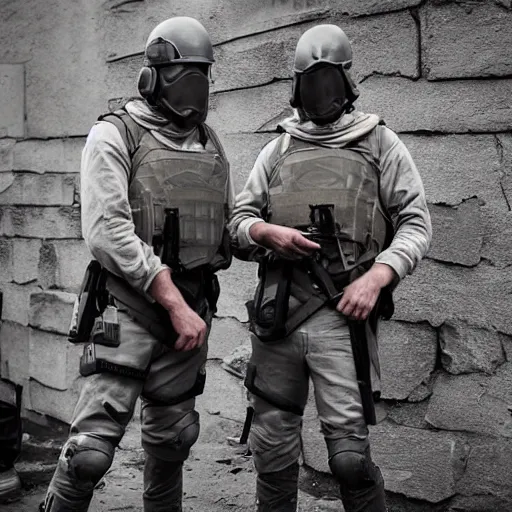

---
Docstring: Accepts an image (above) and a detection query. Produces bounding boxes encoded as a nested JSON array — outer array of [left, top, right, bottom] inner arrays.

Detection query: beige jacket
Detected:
[[80, 99, 235, 302], [228, 110, 432, 281]]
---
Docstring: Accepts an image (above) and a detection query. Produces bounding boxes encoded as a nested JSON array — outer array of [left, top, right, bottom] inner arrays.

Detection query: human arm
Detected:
[[81, 121, 205, 350], [337, 125, 432, 320], [227, 137, 319, 260]]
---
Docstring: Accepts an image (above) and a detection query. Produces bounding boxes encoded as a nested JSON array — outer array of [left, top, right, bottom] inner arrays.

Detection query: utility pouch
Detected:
[[79, 343, 148, 381], [68, 260, 105, 344], [247, 257, 331, 343], [247, 257, 293, 342], [91, 304, 121, 348]]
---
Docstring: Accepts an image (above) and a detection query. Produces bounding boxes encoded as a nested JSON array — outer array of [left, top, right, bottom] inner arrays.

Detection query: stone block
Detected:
[[481, 210, 512, 268], [12, 238, 41, 284], [0, 64, 24, 137], [439, 320, 506, 375], [208, 81, 291, 135], [24, 3, 108, 137], [196, 360, 247, 422], [379, 320, 438, 400], [29, 291, 76, 335], [216, 259, 259, 322], [357, 77, 512, 134], [28, 329, 69, 391], [210, 133, 275, 194], [0, 173, 77, 206], [0, 139, 15, 172], [207, 317, 250, 361], [427, 200, 484, 267], [456, 442, 512, 502], [0, 238, 13, 283], [0, 206, 82, 238], [425, 369, 512, 438], [498, 133, 512, 210], [302, 412, 466, 503], [13, 138, 85, 174], [0, 172, 14, 196], [388, 134, 505, 210], [0, 283, 40, 326], [422, 2, 512, 79], [28, 377, 82, 425], [386, 401, 430, 429], [392, 259, 512, 337], [38, 239, 91, 292], [449, 495, 512, 512], [0, 321, 30, 384], [27, 341, 84, 423], [370, 423, 466, 503], [103, 0, 421, 60], [212, 10, 418, 92]]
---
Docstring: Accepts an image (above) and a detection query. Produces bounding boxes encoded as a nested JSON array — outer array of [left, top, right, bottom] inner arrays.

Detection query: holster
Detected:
[[68, 260, 107, 344], [105, 267, 215, 347]]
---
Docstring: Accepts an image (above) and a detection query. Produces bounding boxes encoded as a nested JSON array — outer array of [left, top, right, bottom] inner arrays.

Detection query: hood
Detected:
[[124, 98, 205, 151], [278, 109, 380, 148]]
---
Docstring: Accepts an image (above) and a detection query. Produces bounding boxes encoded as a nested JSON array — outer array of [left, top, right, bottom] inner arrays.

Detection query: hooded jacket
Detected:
[[81, 98, 235, 302], [229, 110, 431, 281]]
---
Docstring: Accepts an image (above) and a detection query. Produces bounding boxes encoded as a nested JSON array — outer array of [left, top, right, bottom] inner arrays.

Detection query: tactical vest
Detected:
[[246, 133, 393, 343], [268, 134, 390, 280], [100, 109, 229, 271]]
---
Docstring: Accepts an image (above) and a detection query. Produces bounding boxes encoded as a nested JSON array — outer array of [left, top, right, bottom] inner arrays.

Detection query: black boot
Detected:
[[143, 454, 183, 512], [256, 462, 299, 512]]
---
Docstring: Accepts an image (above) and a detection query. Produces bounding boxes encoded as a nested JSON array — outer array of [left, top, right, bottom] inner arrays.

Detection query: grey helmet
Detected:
[[138, 17, 214, 99], [144, 17, 214, 68], [290, 24, 359, 113]]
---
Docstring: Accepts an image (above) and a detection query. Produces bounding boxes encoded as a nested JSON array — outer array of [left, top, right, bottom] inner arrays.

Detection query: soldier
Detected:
[[40, 16, 232, 512], [229, 24, 432, 512]]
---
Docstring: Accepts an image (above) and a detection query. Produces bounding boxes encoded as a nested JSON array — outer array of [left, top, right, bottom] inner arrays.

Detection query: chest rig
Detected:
[[102, 108, 229, 272], [247, 133, 393, 344]]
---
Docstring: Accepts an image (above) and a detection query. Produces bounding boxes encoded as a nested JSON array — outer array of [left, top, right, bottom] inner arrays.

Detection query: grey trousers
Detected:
[[247, 307, 386, 511], [43, 308, 211, 511]]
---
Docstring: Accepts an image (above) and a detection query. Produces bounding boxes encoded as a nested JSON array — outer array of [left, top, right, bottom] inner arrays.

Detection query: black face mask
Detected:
[[299, 65, 347, 125], [156, 65, 210, 129]]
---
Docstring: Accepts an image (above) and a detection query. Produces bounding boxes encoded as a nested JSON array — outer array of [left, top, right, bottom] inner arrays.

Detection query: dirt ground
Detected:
[[2, 396, 344, 512]]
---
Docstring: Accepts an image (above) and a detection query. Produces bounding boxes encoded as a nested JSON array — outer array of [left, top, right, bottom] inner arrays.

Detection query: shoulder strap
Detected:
[[202, 123, 227, 160], [97, 109, 145, 161]]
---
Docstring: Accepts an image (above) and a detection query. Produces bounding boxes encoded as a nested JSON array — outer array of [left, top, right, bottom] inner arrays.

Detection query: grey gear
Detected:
[[141, 403, 200, 462], [144, 17, 214, 67], [327, 443, 387, 512], [293, 24, 352, 73], [256, 462, 299, 512], [41, 434, 115, 512], [290, 24, 359, 117]]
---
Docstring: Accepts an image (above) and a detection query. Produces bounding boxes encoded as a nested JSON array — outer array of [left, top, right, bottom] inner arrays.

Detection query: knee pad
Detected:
[[329, 450, 377, 491], [60, 434, 115, 487], [172, 410, 200, 452], [143, 410, 200, 461]]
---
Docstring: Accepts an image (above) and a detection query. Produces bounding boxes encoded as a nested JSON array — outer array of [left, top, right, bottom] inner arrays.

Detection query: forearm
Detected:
[[228, 138, 280, 253], [377, 126, 432, 279], [81, 121, 167, 299], [148, 268, 188, 311]]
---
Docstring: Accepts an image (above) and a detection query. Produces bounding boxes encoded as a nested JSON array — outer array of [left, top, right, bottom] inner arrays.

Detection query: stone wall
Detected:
[[0, 0, 511, 509]]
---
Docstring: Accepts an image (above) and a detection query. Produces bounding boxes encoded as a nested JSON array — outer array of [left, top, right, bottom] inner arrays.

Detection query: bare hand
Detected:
[[336, 263, 396, 321], [169, 303, 207, 352], [149, 269, 207, 351], [250, 223, 320, 259]]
